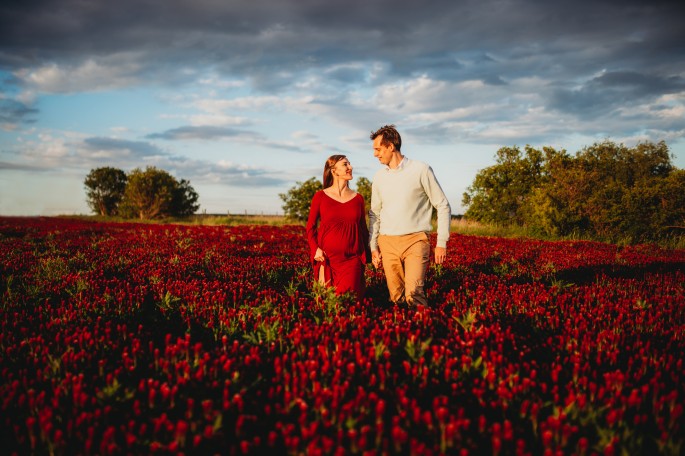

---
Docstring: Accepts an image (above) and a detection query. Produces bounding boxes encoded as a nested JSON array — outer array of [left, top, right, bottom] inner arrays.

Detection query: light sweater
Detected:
[[369, 157, 451, 251]]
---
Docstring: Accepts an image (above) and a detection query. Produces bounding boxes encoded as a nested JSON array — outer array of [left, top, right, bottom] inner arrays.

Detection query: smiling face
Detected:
[[373, 135, 396, 166], [332, 158, 353, 181]]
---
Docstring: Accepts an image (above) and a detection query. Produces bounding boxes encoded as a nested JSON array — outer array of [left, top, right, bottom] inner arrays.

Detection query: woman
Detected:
[[306, 155, 370, 299]]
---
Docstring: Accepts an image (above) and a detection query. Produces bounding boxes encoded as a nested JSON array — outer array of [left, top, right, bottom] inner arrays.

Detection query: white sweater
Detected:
[[369, 157, 451, 251]]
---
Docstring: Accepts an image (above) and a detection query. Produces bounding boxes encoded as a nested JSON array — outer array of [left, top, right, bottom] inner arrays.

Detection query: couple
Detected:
[[306, 125, 451, 305]]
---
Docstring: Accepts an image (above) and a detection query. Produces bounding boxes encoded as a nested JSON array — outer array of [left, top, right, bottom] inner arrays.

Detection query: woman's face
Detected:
[[333, 158, 353, 181]]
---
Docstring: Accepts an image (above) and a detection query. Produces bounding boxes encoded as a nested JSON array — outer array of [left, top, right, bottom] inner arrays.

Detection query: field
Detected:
[[1, 216, 683, 455]]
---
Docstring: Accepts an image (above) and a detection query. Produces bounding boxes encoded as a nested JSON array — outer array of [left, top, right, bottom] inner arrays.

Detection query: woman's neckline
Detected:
[[322, 189, 358, 204]]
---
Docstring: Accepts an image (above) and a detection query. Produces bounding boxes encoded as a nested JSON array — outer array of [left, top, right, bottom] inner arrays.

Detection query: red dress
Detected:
[[306, 191, 370, 299]]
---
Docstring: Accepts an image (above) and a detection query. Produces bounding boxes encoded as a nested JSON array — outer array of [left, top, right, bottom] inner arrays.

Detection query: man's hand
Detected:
[[371, 250, 382, 269], [434, 246, 446, 265]]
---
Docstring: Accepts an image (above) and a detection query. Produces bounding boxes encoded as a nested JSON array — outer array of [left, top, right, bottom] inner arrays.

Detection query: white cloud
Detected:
[[15, 57, 142, 94]]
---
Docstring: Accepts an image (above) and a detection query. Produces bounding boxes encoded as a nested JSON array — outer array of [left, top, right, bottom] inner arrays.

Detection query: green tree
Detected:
[[522, 148, 588, 237], [279, 177, 322, 223], [171, 178, 200, 217], [570, 140, 675, 241], [463, 139, 681, 243], [84, 167, 127, 216], [119, 166, 199, 219], [356, 176, 372, 216], [462, 145, 547, 225], [659, 169, 685, 230]]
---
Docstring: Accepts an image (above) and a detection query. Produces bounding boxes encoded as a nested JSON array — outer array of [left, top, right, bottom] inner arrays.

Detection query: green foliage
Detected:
[[84, 167, 127, 216], [355, 176, 372, 215], [279, 177, 323, 223], [463, 140, 683, 243], [117, 166, 199, 220], [85, 166, 199, 220], [462, 145, 548, 225], [172, 178, 200, 217]]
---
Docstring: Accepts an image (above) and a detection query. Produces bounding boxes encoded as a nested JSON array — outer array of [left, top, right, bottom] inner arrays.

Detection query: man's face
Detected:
[[373, 136, 394, 165]]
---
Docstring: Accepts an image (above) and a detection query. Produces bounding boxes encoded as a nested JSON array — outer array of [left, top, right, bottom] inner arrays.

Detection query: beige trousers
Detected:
[[378, 232, 430, 305]]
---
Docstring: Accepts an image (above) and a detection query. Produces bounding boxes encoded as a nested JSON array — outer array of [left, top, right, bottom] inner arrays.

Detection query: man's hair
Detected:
[[370, 124, 401, 152]]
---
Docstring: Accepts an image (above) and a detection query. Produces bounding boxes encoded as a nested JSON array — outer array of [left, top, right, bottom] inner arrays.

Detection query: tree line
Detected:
[[88, 139, 683, 244], [462, 140, 685, 243], [84, 166, 199, 219]]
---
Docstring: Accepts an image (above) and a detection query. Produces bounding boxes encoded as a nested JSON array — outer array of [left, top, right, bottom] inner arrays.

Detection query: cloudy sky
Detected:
[[1, 0, 684, 216]]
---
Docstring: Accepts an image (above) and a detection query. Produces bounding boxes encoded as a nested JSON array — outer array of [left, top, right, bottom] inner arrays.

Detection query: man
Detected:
[[368, 124, 451, 306]]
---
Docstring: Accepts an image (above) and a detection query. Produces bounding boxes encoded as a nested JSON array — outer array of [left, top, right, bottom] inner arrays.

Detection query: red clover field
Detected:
[[1, 216, 683, 455]]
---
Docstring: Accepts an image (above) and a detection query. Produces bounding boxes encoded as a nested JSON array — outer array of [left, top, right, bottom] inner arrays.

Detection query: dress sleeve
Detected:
[[305, 191, 322, 260]]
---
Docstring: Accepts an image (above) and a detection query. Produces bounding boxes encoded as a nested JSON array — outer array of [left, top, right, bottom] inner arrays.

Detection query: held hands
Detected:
[[371, 250, 382, 269], [314, 247, 326, 262]]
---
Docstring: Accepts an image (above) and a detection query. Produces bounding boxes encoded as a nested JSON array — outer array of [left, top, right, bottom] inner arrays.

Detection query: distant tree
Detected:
[[462, 139, 682, 243], [571, 140, 676, 241], [279, 177, 322, 223], [462, 145, 548, 225], [355, 176, 372, 215], [84, 167, 127, 216], [171, 178, 200, 217], [118, 166, 199, 219]]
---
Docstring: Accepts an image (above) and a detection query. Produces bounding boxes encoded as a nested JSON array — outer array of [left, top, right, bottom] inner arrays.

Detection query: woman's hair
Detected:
[[323, 154, 347, 188], [370, 124, 401, 152]]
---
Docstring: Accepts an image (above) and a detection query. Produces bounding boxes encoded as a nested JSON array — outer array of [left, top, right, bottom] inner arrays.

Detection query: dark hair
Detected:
[[370, 124, 401, 152], [323, 154, 347, 188]]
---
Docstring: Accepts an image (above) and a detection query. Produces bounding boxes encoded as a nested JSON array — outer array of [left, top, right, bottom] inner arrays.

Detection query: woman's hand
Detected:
[[314, 247, 325, 262]]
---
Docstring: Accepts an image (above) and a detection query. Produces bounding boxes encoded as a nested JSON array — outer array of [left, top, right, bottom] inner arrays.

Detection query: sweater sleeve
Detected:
[[368, 178, 381, 252], [421, 166, 451, 248], [305, 191, 322, 260]]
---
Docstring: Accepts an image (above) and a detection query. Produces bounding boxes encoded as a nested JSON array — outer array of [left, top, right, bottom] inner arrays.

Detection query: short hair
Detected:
[[370, 124, 401, 152], [323, 154, 347, 188]]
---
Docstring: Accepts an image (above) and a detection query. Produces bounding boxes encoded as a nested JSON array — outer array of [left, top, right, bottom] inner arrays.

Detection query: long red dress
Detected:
[[306, 191, 370, 299]]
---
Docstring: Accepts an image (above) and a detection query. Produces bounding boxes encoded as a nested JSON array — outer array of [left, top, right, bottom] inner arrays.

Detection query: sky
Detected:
[[1, 0, 684, 217]]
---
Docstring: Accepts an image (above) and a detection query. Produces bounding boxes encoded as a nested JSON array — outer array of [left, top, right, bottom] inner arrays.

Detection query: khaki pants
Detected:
[[378, 232, 430, 305]]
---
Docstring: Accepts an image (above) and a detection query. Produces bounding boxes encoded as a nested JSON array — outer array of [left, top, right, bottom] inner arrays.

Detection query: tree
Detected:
[[462, 139, 682, 243], [84, 167, 127, 216], [462, 145, 547, 225], [568, 140, 675, 241], [118, 166, 199, 219], [171, 178, 200, 217], [279, 177, 322, 222], [355, 176, 372, 216]]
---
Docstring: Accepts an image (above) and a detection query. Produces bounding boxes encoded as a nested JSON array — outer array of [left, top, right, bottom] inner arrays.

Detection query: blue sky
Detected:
[[1, 0, 684, 216]]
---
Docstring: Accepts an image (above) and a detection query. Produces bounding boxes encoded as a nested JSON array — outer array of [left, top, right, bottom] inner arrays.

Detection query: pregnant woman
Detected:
[[306, 154, 370, 299]]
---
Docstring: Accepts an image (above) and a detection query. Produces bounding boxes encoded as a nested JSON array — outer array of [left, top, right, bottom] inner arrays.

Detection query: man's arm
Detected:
[[368, 180, 383, 268], [368, 181, 381, 252], [422, 166, 451, 264]]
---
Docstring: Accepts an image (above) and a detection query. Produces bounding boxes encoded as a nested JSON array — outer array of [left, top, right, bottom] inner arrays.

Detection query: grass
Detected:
[[63, 213, 294, 227], [183, 213, 292, 226], [449, 217, 535, 239]]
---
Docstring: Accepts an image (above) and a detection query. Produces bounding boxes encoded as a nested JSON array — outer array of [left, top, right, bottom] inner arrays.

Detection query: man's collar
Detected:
[[385, 156, 407, 170]]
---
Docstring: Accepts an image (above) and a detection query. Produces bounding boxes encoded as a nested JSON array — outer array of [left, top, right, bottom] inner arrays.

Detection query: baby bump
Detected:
[[320, 223, 357, 258]]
